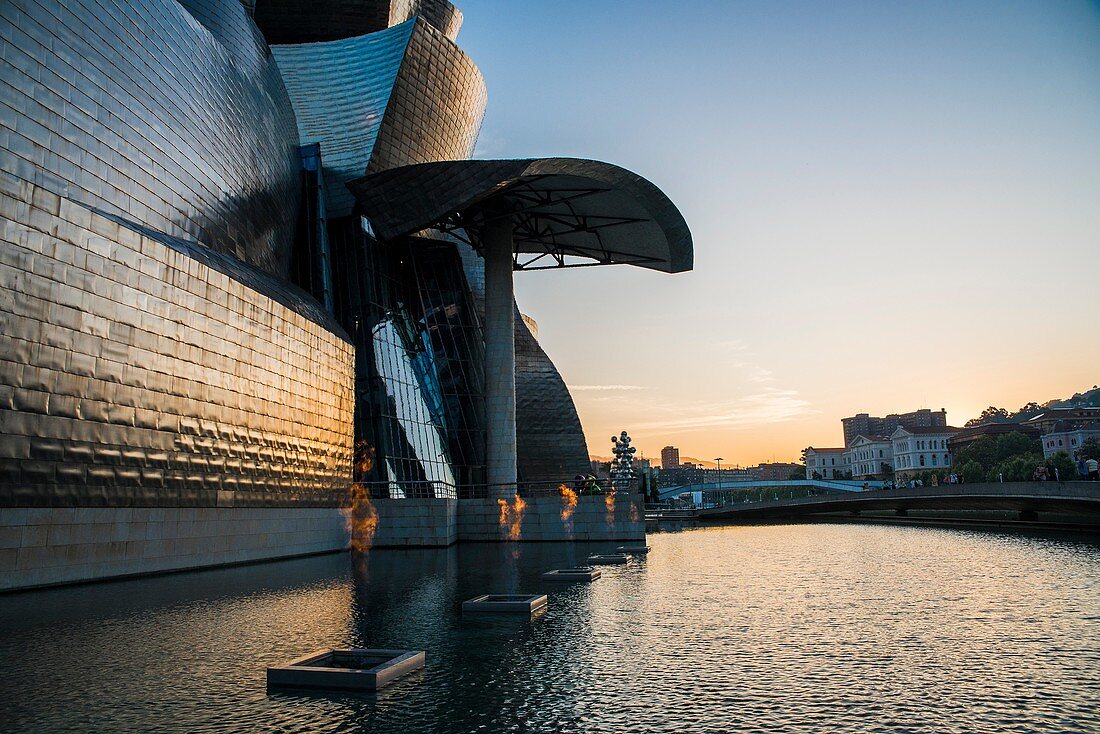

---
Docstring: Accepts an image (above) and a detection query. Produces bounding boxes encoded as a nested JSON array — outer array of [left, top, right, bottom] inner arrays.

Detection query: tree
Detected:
[[955, 436, 998, 471], [1078, 437, 1100, 461], [995, 432, 1041, 462], [1012, 402, 1043, 420], [1046, 452, 1078, 480], [965, 406, 1011, 427], [958, 460, 985, 484], [988, 453, 1044, 482], [788, 468, 805, 480]]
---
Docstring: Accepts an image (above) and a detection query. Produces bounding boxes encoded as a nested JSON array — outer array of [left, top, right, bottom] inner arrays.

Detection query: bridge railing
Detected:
[[657, 479, 879, 504]]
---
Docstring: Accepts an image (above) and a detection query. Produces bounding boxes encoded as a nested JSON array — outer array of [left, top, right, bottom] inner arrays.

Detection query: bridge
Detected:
[[657, 479, 880, 501], [650, 481, 1100, 527]]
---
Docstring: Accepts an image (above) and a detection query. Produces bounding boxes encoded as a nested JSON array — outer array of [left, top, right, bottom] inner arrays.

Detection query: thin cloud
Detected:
[[570, 384, 646, 392], [634, 388, 817, 432]]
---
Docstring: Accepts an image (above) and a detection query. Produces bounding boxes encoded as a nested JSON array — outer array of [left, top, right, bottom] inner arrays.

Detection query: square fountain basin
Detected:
[[462, 594, 548, 613], [586, 554, 630, 565], [617, 545, 651, 555], [267, 648, 424, 691], [541, 567, 602, 582]]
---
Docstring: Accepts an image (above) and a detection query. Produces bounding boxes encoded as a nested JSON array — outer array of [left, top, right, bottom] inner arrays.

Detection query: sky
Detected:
[[455, 0, 1100, 466]]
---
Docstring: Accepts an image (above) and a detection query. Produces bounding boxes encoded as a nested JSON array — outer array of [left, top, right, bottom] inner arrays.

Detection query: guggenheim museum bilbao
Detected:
[[0, 0, 692, 588]]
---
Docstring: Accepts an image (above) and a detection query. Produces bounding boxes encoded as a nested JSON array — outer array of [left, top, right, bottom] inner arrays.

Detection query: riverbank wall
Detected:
[[1, 495, 645, 591]]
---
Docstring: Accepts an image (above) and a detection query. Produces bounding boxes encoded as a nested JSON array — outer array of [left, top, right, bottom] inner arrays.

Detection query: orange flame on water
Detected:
[[497, 494, 526, 541], [343, 483, 379, 553], [605, 490, 616, 529], [559, 484, 578, 523]]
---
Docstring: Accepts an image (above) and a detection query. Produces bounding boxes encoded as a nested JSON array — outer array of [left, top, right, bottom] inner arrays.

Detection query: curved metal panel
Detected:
[[350, 158, 694, 274], [366, 19, 486, 173], [0, 0, 301, 277], [272, 21, 418, 218], [457, 243, 590, 486], [514, 315, 592, 485], [273, 18, 486, 217], [0, 173, 354, 507]]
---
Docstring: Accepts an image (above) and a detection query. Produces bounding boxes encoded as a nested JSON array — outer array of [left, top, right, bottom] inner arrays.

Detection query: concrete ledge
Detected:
[[0, 506, 348, 591], [462, 594, 548, 613], [267, 648, 425, 691], [457, 495, 645, 542]]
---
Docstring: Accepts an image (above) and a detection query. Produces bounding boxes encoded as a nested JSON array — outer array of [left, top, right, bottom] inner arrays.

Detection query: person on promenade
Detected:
[[1087, 457, 1099, 480]]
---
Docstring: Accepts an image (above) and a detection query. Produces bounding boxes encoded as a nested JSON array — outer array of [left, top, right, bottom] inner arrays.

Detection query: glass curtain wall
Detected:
[[329, 219, 485, 498]]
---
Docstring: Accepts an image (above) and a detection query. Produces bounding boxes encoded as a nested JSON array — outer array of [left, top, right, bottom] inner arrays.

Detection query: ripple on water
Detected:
[[0, 524, 1097, 733]]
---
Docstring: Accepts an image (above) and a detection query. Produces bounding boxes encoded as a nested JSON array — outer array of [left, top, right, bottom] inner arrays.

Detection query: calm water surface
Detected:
[[1, 524, 1097, 733]]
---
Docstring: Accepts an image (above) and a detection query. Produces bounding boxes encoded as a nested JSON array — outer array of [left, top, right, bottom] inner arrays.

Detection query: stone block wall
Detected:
[[0, 507, 348, 591], [369, 498, 457, 547], [457, 495, 645, 543]]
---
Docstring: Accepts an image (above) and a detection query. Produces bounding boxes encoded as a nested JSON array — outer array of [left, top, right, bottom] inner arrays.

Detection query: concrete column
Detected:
[[483, 216, 517, 498]]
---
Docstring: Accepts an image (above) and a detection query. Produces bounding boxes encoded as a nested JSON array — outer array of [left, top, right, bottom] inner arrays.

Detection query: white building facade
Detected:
[[846, 435, 893, 479], [804, 447, 850, 479], [891, 426, 959, 479], [1041, 426, 1100, 459]]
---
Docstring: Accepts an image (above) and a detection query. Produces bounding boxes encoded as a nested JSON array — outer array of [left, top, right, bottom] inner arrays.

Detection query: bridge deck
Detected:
[[690, 481, 1100, 522]]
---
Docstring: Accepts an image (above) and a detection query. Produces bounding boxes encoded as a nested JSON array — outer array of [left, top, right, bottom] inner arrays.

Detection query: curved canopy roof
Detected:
[[348, 158, 693, 273]]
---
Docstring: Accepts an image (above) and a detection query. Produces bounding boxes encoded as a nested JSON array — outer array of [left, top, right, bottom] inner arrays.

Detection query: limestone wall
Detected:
[[369, 498, 457, 547], [1, 495, 646, 591], [457, 495, 645, 542], [0, 507, 348, 591]]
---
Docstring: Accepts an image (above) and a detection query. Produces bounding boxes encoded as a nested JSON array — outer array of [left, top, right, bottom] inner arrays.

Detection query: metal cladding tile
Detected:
[[1, 0, 299, 277]]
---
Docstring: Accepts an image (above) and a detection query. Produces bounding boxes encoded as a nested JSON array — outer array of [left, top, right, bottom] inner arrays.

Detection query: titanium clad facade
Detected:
[[366, 19, 485, 173], [0, 0, 300, 277], [272, 18, 486, 217], [272, 22, 418, 218], [514, 319, 591, 485], [0, 171, 355, 507]]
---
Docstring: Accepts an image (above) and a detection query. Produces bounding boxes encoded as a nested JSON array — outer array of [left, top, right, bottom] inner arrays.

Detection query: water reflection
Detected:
[[0, 525, 1097, 733]]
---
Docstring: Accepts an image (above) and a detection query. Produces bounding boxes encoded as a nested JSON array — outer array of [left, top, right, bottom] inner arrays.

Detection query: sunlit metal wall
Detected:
[[272, 21, 418, 218], [271, 18, 486, 217], [0, 172, 355, 507], [366, 18, 485, 173], [0, 0, 300, 278]]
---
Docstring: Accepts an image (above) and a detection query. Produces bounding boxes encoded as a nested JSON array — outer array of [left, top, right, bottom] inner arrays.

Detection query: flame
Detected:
[[343, 483, 379, 553], [629, 502, 640, 523], [497, 494, 526, 541], [559, 484, 578, 523], [605, 490, 616, 529]]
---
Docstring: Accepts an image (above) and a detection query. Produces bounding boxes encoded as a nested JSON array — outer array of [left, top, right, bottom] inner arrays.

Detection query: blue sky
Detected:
[[456, 0, 1100, 463]]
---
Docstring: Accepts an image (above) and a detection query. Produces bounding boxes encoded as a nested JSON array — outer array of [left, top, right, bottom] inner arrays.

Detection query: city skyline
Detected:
[[458, 0, 1100, 465]]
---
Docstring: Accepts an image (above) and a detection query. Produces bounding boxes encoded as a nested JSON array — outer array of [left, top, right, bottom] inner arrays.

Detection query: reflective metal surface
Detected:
[[272, 18, 486, 217], [0, 171, 354, 507], [0, 0, 301, 277], [0, 524, 1096, 732], [351, 158, 694, 273]]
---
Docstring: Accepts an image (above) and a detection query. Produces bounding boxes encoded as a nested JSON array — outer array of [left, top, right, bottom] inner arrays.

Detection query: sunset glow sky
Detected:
[[458, 0, 1100, 465]]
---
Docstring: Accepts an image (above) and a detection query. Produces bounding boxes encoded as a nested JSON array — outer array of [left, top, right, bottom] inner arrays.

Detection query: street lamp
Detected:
[[715, 457, 723, 487]]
